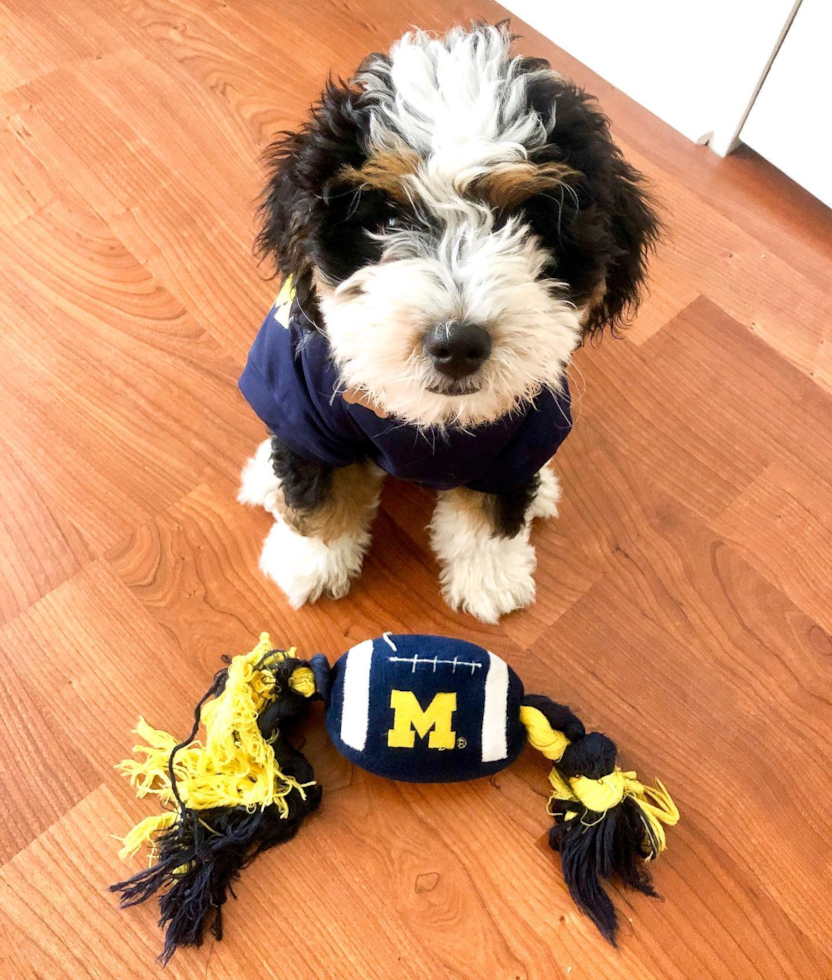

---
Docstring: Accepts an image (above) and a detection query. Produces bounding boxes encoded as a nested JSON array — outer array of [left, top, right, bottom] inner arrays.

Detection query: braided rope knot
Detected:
[[548, 767, 679, 857], [568, 769, 629, 810], [519, 704, 571, 760]]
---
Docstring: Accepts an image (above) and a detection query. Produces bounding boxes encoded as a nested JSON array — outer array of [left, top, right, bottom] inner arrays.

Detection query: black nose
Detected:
[[424, 320, 492, 380]]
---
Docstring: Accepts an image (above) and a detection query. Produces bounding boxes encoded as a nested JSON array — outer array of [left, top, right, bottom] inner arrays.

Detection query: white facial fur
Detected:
[[318, 25, 583, 429]]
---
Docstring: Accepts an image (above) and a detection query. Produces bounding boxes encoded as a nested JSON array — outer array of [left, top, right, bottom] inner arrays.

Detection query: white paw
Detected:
[[439, 532, 536, 622], [430, 495, 537, 623], [259, 519, 370, 608], [238, 439, 281, 516], [529, 466, 561, 521]]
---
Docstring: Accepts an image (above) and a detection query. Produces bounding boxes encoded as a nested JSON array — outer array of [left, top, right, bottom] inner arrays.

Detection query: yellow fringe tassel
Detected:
[[117, 812, 178, 861], [116, 632, 315, 860], [547, 767, 679, 857]]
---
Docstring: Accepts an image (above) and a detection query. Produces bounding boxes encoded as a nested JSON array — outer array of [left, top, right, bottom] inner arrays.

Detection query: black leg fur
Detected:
[[480, 473, 541, 539], [268, 431, 332, 514]]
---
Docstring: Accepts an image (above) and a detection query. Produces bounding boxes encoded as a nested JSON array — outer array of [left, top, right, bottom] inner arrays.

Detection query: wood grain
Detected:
[[1, 0, 831, 977]]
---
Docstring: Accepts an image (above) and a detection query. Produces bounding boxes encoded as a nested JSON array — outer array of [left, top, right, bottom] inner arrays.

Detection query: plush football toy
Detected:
[[112, 633, 678, 962]]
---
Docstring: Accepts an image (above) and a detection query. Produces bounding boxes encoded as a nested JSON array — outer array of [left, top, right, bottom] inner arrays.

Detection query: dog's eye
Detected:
[[381, 215, 402, 231]]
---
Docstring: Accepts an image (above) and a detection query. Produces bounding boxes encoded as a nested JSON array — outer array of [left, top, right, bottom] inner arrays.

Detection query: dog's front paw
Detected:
[[238, 439, 282, 516], [529, 465, 561, 521], [259, 519, 369, 608], [437, 533, 537, 623]]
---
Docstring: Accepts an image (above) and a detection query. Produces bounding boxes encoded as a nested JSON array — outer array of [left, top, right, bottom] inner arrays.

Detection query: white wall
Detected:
[[501, 0, 799, 155], [741, 0, 832, 206]]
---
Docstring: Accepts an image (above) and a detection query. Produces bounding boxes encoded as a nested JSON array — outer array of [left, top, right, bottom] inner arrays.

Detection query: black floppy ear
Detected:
[[256, 81, 367, 329], [521, 71, 660, 339], [256, 128, 319, 325], [584, 156, 660, 337]]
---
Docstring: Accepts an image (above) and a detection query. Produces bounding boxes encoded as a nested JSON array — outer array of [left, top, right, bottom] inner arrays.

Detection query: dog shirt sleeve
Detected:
[[465, 382, 572, 495], [239, 307, 368, 469]]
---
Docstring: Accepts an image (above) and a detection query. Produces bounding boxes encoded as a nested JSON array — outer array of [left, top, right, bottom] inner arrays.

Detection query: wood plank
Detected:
[[0, 436, 94, 623], [0, 0, 119, 95], [0, 657, 101, 862], [713, 458, 832, 633], [0, 180, 260, 558], [578, 296, 831, 519], [615, 140, 831, 388], [0, 561, 210, 781], [2, 63, 271, 358]]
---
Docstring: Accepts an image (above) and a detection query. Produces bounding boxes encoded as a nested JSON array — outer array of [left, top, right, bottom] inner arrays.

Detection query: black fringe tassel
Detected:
[[523, 694, 659, 944]]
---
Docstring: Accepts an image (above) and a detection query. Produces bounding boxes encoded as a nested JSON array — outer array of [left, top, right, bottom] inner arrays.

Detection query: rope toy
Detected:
[[112, 633, 678, 961]]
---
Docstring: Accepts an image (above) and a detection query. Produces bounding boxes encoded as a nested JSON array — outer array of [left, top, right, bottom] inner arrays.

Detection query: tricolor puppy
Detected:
[[238, 24, 658, 622]]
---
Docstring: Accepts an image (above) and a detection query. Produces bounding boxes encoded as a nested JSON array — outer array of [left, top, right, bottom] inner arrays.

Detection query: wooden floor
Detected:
[[2, 1, 831, 977]]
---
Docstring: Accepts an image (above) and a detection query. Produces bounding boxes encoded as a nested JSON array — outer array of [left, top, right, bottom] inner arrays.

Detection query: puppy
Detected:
[[238, 23, 658, 622]]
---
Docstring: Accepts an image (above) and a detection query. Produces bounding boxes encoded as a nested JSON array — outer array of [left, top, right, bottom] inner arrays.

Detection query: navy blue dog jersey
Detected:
[[238, 296, 573, 494], [325, 634, 527, 782]]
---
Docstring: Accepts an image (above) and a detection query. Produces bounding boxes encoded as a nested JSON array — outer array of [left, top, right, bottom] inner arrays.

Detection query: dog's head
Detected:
[[258, 24, 658, 428]]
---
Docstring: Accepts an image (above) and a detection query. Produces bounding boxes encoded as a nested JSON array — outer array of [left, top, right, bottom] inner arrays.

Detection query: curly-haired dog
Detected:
[[238, 23, 658, 622]]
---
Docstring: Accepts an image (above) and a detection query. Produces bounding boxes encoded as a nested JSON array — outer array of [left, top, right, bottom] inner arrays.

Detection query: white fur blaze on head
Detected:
[[318, 24, 582, 429], [363, 26, 558, 170]]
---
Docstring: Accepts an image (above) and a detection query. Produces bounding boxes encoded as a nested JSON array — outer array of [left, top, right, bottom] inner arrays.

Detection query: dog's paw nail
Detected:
[[325, 580, 353, 601]]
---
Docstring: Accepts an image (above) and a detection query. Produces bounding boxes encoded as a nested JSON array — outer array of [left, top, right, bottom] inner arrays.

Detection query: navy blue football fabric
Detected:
[[325, 634, 527, 783], [239, 302, 573, 494]]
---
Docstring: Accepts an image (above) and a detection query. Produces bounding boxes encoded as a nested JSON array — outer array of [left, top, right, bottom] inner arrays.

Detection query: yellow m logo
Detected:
[[387, 690, 457, 750]]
